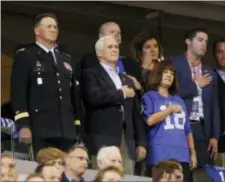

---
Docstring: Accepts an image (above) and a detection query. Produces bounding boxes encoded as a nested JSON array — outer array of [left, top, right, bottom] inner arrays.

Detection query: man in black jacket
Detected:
[[79, 21, 143, 91], [81, 35, 147, 174], [11, 13, 83, 154]]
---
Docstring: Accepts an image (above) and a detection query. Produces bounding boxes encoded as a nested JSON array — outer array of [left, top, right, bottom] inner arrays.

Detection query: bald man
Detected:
[[79, 21, 143, 91]]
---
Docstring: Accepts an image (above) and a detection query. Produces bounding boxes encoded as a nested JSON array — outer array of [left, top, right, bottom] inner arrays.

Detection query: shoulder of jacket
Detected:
[[15, 48, 27, 54]]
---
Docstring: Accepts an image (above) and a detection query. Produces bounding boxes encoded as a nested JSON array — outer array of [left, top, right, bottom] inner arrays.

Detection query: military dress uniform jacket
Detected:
[[11, 43, 82, 140]]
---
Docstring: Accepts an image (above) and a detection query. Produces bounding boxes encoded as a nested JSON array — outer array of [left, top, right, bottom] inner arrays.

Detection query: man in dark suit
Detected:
[[79, 21, 143, 92], [61, 145, 88, 182], [81, 35, 147, 174], [11, 13, 83, 154], [213, 39, 225, 167], [170, 28, 220, 181]]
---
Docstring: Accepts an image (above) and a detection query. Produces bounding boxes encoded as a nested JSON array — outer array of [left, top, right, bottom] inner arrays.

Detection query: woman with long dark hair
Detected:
[[131, 31, 164, 91]]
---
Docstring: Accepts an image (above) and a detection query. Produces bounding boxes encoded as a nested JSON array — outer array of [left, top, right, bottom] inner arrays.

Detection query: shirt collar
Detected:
[[64, 172, 84, 182], [36, 42, 55, 53], [185, 53, 202, 69], [100, 62, 119, 74]]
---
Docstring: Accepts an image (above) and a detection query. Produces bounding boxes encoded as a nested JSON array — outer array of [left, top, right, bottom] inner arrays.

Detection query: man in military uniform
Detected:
[[11, 13, 83, 153]]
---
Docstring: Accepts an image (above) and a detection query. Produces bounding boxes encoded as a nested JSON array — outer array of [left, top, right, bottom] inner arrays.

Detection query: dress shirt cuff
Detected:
[[121, 90, 126, 99]]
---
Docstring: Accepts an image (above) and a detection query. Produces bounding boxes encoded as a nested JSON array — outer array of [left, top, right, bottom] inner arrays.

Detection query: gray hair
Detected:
[[96, 146, 120, 162], [95, 35, 114, 58]]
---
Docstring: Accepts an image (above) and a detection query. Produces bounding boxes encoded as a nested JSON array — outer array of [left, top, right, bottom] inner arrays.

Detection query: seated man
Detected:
[[96, 146, 123, 170], [1, 153, 18, 182], [61, 145, 88, 182]]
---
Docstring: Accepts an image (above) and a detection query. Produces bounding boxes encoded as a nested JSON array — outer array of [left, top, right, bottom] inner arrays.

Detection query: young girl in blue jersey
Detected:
[[142, 61, 197, 181]]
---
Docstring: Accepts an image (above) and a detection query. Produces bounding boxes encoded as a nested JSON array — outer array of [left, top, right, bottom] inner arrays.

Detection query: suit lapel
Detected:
[[182, 55, 193, 82], [119, 72, 128, 86], [97, 64, 117, 89], [201, 64, 209, 103]]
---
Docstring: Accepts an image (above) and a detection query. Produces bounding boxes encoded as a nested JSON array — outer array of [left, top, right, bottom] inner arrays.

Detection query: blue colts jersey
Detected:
[[142, 91, 192, 165], [205, 165, 225, 182]]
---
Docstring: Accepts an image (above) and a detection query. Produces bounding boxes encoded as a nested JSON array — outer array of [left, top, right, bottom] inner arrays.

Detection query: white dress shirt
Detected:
[[100, 62, 122, 89], [36, 42, 57, 64]]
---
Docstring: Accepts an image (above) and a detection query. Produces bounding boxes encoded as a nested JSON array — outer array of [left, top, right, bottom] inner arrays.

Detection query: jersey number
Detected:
[[164, 113, 186, 130]]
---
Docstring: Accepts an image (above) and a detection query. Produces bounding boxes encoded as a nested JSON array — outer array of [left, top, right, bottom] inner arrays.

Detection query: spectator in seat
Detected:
[[36, 147, 65, 173], [142, 61, 197, 181], [1, 153, 18, 182], [25, 173, 45, 182], [152, 159, 183, 182], [35, 163, 61, 182], [61, 145, 88, 182], [96, 146, 123, 170], [95, 166, 124, 182]]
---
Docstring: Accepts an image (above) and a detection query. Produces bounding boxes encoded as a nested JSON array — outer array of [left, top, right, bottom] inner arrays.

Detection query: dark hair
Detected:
[[148, 61, 178, 95], [185, 27, 208, 40], [152, 159, 182, 182], [67, 144, 88, 154], [213, 38, 225, 55], [131, 31, 162, 63], [34, 13, 58, 28], [95, 165, 124, 182]]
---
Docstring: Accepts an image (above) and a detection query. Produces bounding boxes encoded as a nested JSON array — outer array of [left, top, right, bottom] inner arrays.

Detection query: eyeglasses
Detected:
[[70, 155, 90, 164], [46, 160, 64, 166]]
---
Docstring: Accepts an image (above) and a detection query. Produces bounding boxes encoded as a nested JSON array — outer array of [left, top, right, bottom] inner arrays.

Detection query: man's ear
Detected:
[[97, 159, 103, 169], [161, 172, 170, 181], [185, 38, 191, 47], [34, 27, 39, 36]]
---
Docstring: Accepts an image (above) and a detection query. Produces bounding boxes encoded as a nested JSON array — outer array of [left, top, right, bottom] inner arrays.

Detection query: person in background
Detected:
[[35, 163, 61, 182], [94, 166, 124, 182], [152, 159, 183, 182], [96, 146, 123, 170], [142, 61, 197, 181], [61, 145, 88, 182], [25, 173, 45, 182], [36, 147, 65, 173], [1, 153, 18, 182], [131, 31, 164, 92], [80, 21, 143, 92], [213, 39, 225, 168], [170, 28, 220, 181]]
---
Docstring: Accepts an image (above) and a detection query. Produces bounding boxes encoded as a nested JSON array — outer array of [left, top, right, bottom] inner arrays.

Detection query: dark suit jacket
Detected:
[[80, 51, 144, 87], [81, 64, 147, 157], [215, 70, 225, 152], [11, 43, 83, 140], [170, 54, 220, 141], [61, 172, 85, 182]]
